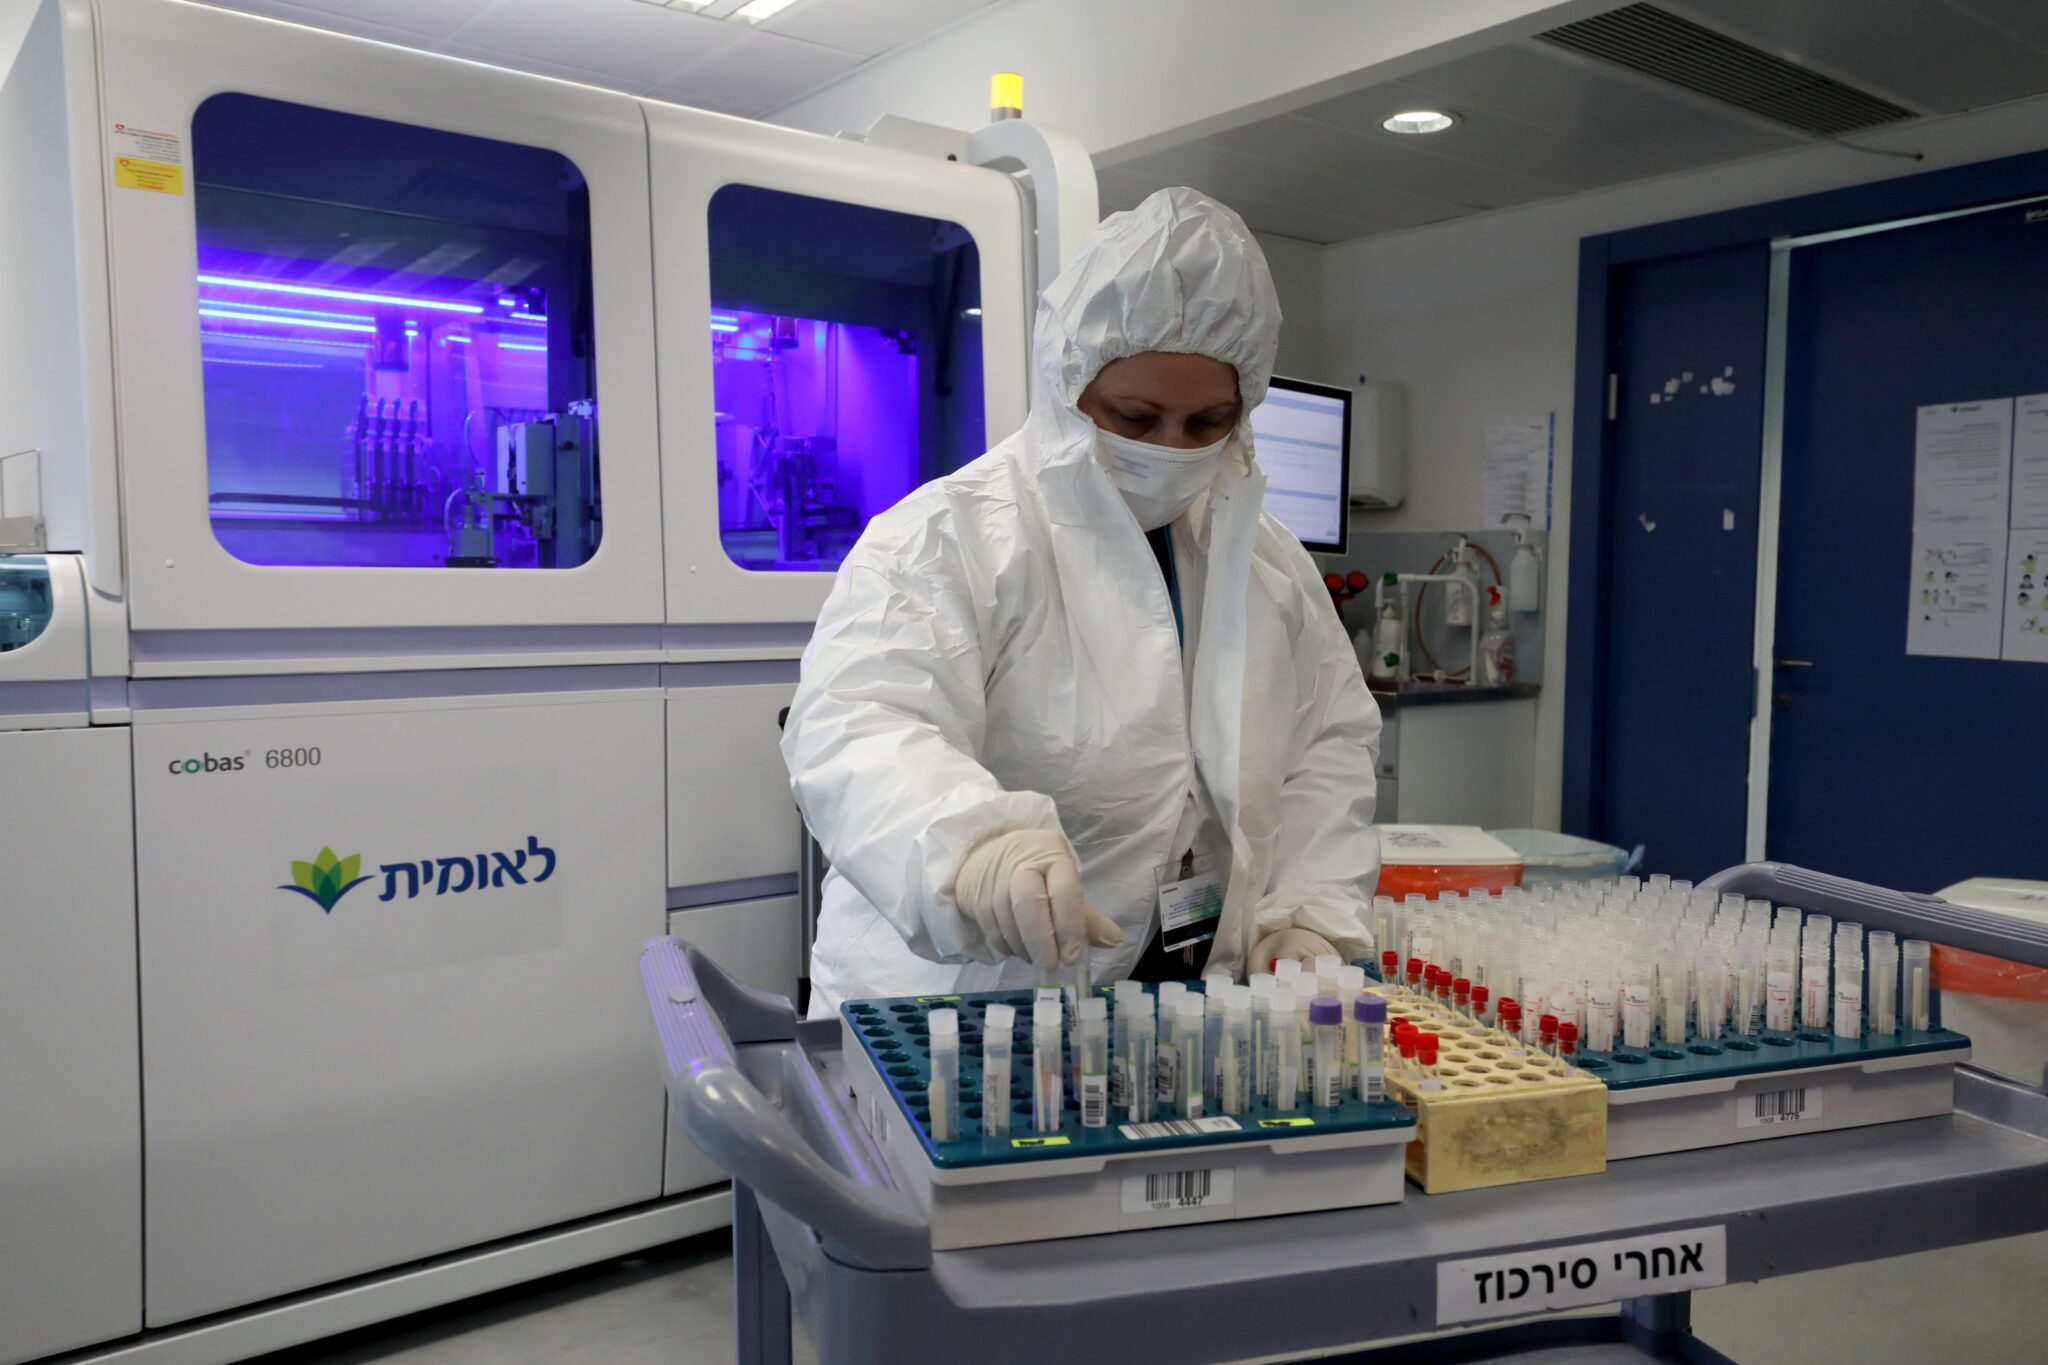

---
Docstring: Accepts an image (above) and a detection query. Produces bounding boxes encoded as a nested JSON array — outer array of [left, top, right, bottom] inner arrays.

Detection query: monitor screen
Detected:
[[1251, 376, 1351, 555]]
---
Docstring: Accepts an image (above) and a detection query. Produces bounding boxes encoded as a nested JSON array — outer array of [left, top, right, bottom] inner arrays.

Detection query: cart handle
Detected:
[[1701, 862, 2048, 969], [640, 938, 932, 1271]]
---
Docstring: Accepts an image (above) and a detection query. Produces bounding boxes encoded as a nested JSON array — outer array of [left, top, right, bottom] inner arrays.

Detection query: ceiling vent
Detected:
[[1536, 3, 1915, 138]]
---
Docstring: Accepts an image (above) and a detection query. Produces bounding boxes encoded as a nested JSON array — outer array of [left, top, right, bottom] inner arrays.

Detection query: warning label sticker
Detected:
[[111, 123, 184, 195]]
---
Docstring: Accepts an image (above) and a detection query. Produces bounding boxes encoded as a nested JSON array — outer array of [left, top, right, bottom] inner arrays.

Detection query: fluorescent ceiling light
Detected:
[[732, 0, 802, 22], [1382, 110, 1458, 135]]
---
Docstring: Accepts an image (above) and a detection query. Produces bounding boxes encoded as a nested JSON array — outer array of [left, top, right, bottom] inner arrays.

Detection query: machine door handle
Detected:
[[1774, 656, 1815, 668]]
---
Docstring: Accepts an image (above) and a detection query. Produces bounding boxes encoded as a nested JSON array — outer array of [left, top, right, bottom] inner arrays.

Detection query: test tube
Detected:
[[1311, 997, 1344, 1107], [1622, 961, 1653, 1050], [982, 1003, 1014, 1138], [1405, 956, 1425, 998], [1204, 987, 1227, 1112], [1274, 959, 1303, 988], [1373, 895, 1397, 964], [929, 1009, 960, 1142], [1766, 941, 1796, 1033], [1832, 926, 1864, 1041], [1338, 965, 1367, 1087], [1472, 984, 1492, 1027], [1658, 949, 1688, 1045], [1538, 1013, 1559, 1058], [1221, 988, 1252, 1115], [1733, 945, 1761, 1037], [1416, 1033, 1442, 1091], [1110, 981, 1137, 1111], [1315, 954, 1342, 1000], [1558, 1020, 1580, 1064], [1249, 976, 1276, 1102], [1354, 995, 1388, 1103], [1379, 949, 1400, 986], [1271, 986, 1300, 1110], [1031, 996, 1063, 1134], [1695, 948, 1727, 1043], [1903, 939, 1933, 1032], [1175, 994, 1207, 1119], [1869, 931, 1899, 1038], [1452, 976, 1472, 1018], [1297, 984, 1317, 1106], [1801, 915, 1833, 1030], [1125, 993, 1157, 1123], [1077, 997, 1109, 1126], [1586, 975, 1618, 1053]]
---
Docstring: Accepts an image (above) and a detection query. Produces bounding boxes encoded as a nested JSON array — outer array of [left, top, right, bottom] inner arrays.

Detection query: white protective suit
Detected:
[[784, 188, 1383, 1011]]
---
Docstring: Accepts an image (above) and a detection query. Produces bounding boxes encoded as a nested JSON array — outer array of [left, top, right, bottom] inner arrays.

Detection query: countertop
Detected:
[[1367, 679, 1541, 710]]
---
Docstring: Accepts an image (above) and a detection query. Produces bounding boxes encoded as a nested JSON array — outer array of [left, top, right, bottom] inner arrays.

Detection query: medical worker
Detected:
[[784, 188, 1382, 1011]]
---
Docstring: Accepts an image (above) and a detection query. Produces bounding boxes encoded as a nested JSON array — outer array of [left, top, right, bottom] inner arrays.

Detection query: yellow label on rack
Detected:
[[915, 994, 962, 1002], [1010, 1136, 1070, 1148], [114, 156, 184, 195], [1258, 1118, 1316, 1128]]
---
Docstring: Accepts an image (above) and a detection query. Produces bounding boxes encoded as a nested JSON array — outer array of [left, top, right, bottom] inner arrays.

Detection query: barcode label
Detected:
[[1156, 1044, 1179, 1104], [1738, 1084, 1822, 1128], [1081, 1073, 1107, 1128], [1117, 1116, 1241, 1141], [1121, 1166, 1235, 1213]]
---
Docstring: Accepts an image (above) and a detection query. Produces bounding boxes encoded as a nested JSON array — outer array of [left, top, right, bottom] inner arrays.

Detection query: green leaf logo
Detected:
[[280, 847, 370, 913]]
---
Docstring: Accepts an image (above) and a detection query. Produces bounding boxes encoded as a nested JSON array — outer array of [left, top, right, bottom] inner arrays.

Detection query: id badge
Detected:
[[1157, 856, 1223, 954]]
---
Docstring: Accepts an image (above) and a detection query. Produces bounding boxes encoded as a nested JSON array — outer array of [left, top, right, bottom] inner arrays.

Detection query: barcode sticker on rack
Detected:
[[1121, 1167, 1235, 1214], [1738, 1084, 1823, 1129], [1117, 1116, 1240, 1141]]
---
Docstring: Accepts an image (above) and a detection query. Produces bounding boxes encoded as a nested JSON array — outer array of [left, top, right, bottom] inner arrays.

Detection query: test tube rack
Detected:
[[1581, 1024, 1970, 1159], [1372, 990, 1609, 1194], [840, 987, 1415, 1250]]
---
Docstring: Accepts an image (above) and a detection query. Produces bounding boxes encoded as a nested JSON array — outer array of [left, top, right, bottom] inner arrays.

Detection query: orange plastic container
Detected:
[[1375, 825, 1525, 900]]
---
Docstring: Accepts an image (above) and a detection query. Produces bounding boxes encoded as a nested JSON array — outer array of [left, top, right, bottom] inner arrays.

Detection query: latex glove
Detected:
[[1250, 927, 1340, 975], [955, 830, 1124, 969]]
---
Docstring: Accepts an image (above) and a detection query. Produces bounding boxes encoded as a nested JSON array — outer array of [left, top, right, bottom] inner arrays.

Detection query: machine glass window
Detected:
[[193, 94, 601, 570], [707, 185, 986, 572], [0, 557, 52, 653]]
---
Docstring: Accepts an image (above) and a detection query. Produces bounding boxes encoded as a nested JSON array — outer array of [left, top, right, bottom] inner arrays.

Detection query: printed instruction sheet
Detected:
[[1481, 414, 1554, 530]]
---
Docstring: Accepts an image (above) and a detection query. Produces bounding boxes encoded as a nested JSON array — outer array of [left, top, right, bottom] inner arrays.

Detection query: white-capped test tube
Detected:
[[1311, 997, 1345, 1108], [1031, 996, 1063, 1134], [1904, 940, 1933, 1032], [1315, 954, 1342, 999], [1078, 997, 1109, 1127], [1868, 931, 1899, 1038], [929, 1008, 961, 1142], [982, 1003, 1014, 1138], [1833, 925, 1864, 1041], [1354, 994, 1388, 1103], [1125, 993, 1157, 1123], [1175, 994, 1206, 1119], [1271, 986, 1300, 1111], [1221, 988, 1252, 1115]]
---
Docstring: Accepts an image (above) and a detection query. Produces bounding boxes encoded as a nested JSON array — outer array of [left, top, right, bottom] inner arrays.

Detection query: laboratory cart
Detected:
[[643, 863, 2048, 1365]]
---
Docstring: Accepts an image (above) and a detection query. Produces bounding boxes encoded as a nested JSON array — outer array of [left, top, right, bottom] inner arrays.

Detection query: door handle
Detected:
[[1774, 657, 1815, 669]]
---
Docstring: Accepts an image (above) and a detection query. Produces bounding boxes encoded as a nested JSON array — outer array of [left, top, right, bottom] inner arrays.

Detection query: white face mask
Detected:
[[1095, 428, 1230, 531]]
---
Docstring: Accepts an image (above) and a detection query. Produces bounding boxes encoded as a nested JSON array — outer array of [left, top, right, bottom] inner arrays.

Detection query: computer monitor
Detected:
[[1250, 375, 1351, 555]]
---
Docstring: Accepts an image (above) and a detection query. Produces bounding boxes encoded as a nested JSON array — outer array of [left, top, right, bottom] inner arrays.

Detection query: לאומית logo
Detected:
[[278, 836, 556, 913], [279, 847, 371, 913]]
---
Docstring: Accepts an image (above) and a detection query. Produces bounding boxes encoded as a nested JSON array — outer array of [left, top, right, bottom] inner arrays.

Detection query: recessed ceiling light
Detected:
[[1382, 110, 1458, 135], [732, 0, 802, 21]]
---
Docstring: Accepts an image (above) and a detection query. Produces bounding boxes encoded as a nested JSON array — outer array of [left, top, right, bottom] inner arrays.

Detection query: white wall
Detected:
[[1255, 232, 1325, 381], [1282, 94, 2048, 830], [772, 0, 1606, 162]]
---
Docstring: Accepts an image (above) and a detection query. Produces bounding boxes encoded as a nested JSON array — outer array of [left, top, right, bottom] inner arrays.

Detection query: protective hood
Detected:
[[1025, 187, 1283, 524]]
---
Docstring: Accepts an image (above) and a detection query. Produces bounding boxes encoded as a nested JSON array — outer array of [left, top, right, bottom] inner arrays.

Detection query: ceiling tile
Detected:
[[244, 0, 499, 39], [1305, 44, 1801, 190], [1202, 114, 1568, 215], [657, 29, 864, 116], [763, 0, 993, 60], [432, 38, 629, 90], [1118, 140, 1466, 235], [446, 0, 746, 90], [1672, 0, 2048, 114], [1947, 0, 2048, 53]]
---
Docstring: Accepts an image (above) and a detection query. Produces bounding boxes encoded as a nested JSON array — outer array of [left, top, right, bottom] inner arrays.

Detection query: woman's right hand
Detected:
[[955, 830, 1124, 969]]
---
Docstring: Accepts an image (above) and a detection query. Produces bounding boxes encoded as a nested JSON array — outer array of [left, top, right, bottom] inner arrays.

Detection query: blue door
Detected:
[[1593, 245, 1770, 878], [1770, 201, 2048, 891]]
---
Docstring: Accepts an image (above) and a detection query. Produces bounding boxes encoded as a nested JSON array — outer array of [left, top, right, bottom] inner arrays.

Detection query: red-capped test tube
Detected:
[[1452, 977, 1472, 1017], [1471, 984, 1491, 1025], [1381, 949, 1400, 984], [1406, 957, 1424, 997], [1417, 1034, 1441, 1084], [1539, 1013, 1559, 1057], [1498, 998, 1522, 1043], [1558, 1021, 1580, 1062]]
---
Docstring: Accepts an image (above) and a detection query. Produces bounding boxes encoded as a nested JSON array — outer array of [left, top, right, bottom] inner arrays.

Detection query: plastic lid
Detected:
[[1356, 995, 1388, 1023], [1032, 997, 1059, 1029], [1538, 1013, 1558, 1036], [1418, 1036, 1439, 1064], [1158, 981, 1188, 1002], [1472, 985, 1490, 1005], [1453, 977, 1471, 995], [1391, 1019, 1414, 1040], [1080, 997, 1107, 1022], [1383, 571, 1400, 585], [929, 1008, 958, 1040], [1398, 1035, 1417, 1059], [1314, 954, 1342, 977], [1309, 996, 1342, 1026], [1381, 950, 1399, 971], [985, 1002, 1016, 1029], [1271, 985, 1297, 1013], [1558, 1021, 1578, 1040], [1177, 994, 1205, 1022], [1203, 971, 1232, 992], [1227, 987, 1252, 1016], [1275, 960, 1303, 979], [1339, 965, 1367, 991], [1406, 957, 1424, 979]]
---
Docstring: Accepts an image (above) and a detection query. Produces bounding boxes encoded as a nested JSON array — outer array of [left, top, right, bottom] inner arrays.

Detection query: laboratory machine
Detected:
[[0, 2, 1093, 1361]]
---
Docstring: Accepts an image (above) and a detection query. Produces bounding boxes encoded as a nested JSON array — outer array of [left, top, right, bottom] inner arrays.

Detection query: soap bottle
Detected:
[[1368, 573, 1405, 682]]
